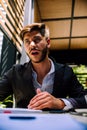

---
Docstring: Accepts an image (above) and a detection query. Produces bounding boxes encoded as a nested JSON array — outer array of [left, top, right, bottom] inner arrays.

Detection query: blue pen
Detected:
[[9, 116, 36, 120]]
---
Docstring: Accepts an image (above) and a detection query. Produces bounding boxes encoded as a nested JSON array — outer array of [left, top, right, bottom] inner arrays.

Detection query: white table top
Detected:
[[0, 108, 87, 130]]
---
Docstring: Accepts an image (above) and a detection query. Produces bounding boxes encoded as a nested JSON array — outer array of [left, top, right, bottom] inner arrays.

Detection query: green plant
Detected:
[[0, 95, 13, 108], [72, 65, 87, 88]]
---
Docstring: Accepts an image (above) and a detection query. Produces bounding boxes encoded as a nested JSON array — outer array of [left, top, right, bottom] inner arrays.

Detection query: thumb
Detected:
[[36, 88, 42, 94]]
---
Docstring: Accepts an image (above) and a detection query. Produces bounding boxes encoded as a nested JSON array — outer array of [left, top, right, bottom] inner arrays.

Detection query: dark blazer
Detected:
[[0, 60, 87, 108]]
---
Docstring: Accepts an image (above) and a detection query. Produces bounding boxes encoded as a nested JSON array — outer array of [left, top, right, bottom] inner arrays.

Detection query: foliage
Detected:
[[0, 95, 13, 108], [73, 65, 87, 73], [72, 65, 87, 88]]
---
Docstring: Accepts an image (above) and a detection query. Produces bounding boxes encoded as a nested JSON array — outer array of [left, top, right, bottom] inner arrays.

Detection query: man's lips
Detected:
[[31, 50, 39, 55]]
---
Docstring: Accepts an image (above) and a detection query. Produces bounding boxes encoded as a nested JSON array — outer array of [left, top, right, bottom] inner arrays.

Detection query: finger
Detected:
[[29, 96, 51, 109], [29, 92, 43, 104], [36, 88, 42, 94], [30, 89, 43, 103], [29, 91, 46, 104], [29, 100, 52, 110], [29, 92, 49, 105]]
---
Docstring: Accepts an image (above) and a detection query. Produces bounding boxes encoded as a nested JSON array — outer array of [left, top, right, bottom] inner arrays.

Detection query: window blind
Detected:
[[0, 0, 25, 53]]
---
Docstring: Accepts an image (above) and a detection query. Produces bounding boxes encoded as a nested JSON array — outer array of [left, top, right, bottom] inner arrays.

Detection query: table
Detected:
[[0, 108, 87, 130], [70, 113, 87, 125]]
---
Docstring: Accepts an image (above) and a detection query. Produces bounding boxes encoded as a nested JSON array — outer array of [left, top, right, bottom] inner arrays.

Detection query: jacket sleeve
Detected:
[[0, 67, 14, 101], [65, 66, 87, 108]]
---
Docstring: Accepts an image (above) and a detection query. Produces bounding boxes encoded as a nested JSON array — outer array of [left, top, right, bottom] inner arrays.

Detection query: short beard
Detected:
[[28, 45, 48, 63], [36, 46, 48, 63]]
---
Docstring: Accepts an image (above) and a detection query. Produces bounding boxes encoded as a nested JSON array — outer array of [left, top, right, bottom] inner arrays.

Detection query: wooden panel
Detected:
[[50, 39, 69, 50], [72, 19, 87, 36], [45, 20, 70, 38], [0, 0, 25, 53], [70, 38, 87, 49], [0, 21, 22, 52], [4, 0, 23, 29], [74, 0, 87, 16], [34, 0, 41, 22], [37, 0, 72, 19]]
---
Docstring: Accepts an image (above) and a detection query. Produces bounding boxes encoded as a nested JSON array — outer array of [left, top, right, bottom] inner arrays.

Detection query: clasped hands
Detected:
[[28, 88, 65, 110]]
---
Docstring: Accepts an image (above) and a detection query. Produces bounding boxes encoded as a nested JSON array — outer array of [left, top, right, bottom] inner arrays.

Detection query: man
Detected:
[[0, 23, 87, 110]]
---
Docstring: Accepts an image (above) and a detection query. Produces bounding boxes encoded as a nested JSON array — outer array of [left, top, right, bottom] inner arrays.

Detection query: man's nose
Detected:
[[30, 41, 35, 46]]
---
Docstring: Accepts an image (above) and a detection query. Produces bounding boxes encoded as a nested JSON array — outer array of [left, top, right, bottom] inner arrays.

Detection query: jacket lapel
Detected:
[[52, 62, 65, 97], [23, 61, 36, 96]]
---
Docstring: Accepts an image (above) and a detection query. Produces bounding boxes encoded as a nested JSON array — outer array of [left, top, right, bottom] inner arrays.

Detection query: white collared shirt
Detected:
[[32, 59, 55, 93]]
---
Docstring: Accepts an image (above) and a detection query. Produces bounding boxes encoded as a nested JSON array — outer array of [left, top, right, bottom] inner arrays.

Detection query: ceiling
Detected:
[[36, 0, 87, 51]]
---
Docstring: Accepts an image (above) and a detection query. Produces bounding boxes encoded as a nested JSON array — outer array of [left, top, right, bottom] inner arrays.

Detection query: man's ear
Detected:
[[46, 38, 50, 47]]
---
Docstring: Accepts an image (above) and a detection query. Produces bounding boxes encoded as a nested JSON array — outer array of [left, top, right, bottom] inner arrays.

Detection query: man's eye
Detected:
[[34, 37, 42, 43], [24, 40, 30, 44]]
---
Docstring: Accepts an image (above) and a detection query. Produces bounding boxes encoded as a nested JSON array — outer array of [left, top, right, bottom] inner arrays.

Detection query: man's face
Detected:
[[23, 31, 50, 63]]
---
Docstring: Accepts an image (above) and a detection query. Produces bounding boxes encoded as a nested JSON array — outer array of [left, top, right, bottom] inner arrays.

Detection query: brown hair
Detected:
[[20, 23, 49, 40]]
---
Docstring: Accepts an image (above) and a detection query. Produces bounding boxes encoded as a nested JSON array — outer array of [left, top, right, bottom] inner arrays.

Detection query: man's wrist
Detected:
[[61, 98, 73, 110], [56, 98, 66, 109]]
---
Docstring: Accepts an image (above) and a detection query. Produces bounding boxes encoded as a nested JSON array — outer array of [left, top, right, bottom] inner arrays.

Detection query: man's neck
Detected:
[[32, 58, 51, 84], [32, 58, 51, 74]]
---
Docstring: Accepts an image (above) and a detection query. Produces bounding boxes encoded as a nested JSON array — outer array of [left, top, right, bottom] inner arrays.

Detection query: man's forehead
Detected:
[[23, 31, 42, 39]]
